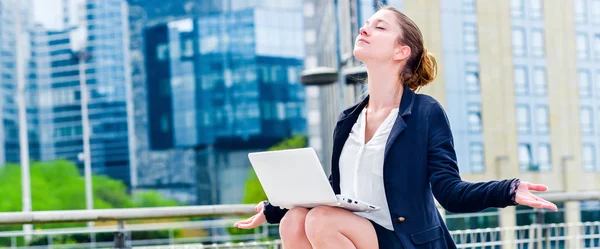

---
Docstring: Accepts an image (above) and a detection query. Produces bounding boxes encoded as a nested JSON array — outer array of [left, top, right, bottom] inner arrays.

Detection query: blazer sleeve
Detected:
[[427, 102, 518, 213]]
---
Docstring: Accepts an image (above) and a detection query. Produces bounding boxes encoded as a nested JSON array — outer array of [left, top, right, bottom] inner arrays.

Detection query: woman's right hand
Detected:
[[233, 201, 267, 229]]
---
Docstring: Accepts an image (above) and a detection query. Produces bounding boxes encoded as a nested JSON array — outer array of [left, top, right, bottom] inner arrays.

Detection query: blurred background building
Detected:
[[128, 0, 306, 204], [21, 0, 134, 185]]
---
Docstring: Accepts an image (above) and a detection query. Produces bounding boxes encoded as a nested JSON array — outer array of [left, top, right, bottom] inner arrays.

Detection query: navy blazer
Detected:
[[264, 87, 517, 248]]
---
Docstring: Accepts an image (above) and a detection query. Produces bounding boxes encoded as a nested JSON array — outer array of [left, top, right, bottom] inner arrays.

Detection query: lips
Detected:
[[358, 38, 369, 44]]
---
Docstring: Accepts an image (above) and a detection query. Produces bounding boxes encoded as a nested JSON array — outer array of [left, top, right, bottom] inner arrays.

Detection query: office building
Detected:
[[28, 0, 133, 185], [132, 0, 306, 204], [0, 0, 38, 165]]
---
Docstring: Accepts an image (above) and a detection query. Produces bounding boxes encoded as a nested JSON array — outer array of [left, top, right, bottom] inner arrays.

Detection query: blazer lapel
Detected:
[[384, 87, 416, 159]]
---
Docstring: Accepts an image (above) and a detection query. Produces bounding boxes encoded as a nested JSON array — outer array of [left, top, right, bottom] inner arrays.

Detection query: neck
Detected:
[[365, 63, 404, 111]]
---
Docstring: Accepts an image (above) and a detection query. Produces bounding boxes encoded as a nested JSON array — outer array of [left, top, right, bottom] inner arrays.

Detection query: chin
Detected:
[[353, 47, 369, 62]]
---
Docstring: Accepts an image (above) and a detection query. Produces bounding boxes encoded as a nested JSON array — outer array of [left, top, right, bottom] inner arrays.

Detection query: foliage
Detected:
[[0, 160, 181, 246]]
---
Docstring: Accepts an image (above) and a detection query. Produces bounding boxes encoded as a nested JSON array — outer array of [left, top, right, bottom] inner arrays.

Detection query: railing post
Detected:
[[47, 234, 53, 249], [90, 231, 96, 249], [113, 220, 128, 249], [11, 236, 16, 248]]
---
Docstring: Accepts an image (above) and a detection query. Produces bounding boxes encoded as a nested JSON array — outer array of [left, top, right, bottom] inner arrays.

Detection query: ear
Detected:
[[393, 45, 411, 61]]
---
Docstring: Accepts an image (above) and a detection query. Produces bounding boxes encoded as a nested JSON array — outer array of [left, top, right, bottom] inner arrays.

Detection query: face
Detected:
[[353, 9, 411, 63]]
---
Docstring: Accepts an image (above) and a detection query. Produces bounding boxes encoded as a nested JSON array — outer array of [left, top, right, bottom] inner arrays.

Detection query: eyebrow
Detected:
[[365, 19, 389, 25]]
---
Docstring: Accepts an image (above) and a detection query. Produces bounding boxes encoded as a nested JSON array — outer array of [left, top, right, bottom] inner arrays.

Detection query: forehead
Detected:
[[367, 9, 398, 24]]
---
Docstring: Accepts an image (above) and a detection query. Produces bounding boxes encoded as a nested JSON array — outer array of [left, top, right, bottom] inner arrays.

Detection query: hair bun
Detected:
[[410, 48, 438, 90]]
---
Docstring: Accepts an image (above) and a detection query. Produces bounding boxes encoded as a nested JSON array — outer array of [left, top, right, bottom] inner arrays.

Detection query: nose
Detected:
[[359, 26, 369, 37]]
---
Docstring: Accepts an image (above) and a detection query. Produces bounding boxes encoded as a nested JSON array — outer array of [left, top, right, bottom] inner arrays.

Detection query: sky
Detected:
[[32, 0, 83, 30]]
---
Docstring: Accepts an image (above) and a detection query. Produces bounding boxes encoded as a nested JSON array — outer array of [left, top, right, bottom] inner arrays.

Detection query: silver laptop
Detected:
[[248, 147, 380, 212]]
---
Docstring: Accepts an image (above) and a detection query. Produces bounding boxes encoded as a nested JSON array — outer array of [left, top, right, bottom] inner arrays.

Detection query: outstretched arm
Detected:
[[427, 102, 557, 213]]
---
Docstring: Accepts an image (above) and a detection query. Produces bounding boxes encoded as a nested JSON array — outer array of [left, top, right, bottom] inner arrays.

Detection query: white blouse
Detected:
[[339, 106, 399, 231]]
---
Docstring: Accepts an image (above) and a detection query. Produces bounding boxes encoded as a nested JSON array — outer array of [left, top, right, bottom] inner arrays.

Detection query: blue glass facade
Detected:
[[0, 0, 39, 164], [84, 0, 130, 183], [28, 0, 132, 185], [0, 1, 20, 164], [141, 4, 306, 204], [145, 9, 305, 151]]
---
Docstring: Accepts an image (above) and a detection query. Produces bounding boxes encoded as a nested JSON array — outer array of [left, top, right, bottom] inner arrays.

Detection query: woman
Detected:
[[234, 6, 558, 249]]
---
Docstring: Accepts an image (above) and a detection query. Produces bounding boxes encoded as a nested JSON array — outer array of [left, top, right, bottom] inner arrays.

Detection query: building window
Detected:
[[469, 143, 484, 173], [463, 23, 478, 53], [536, 106, 549, 134], [597, 71, 600, 97], [514, 66, 528, 94], [512, 28, 526, 57], [581, 201, 600, 222], [577, 33, 589, 60], [160, 113, 170, 133], [156, 43, 168, 61], [160, 79, 170, 96], [519, 143, 534, 171], [530, 0, 543, 19], [181, 38, 194, 58], [511, 0, 525, 17], [533, 67, 547, 95], [579, 70, 592, 97], [593, 0, 600, 23], [462, 0, 476, 13], [467, 103, 482, 132], [445, 209, 499, 230], [582, 144, 596, 171], [517, 105, 530, 133], [287, 66, 299, 84], [465, 63, 479, 93], [594, 34, 600, 60], [517, 203, 565, 225], [303, 2, 315, 17], [575, 0, 587, 23], [580, 106, 594, 134], [531, 29, 545, 57], [305, 30, 316, 45], [538, 144, 551, 171]]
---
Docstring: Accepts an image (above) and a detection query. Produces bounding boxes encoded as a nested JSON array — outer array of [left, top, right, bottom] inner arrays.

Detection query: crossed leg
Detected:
[[278, 206, 379, 249]]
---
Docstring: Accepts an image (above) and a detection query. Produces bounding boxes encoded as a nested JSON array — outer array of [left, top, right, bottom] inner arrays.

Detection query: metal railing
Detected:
[[450, 221, 600, 248], [0, 205, 256, 249], [0, 192, 599, 248]]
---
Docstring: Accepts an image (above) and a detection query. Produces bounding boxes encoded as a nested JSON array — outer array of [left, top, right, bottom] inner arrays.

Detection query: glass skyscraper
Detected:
[[27, 0, 133, 185], [136, 0, 306, 204], [0, 0, 38, 165]]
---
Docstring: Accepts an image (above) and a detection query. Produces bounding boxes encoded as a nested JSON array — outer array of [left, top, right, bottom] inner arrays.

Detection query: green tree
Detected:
[[228, 135, 308, 239], [0, 160, 181, 246]]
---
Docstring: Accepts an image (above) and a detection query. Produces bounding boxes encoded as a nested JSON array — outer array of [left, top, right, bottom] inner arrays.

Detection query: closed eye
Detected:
[[376, 27, 385, 30]]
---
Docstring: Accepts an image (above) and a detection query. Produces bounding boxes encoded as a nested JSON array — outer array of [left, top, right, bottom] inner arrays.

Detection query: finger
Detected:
[[254, 202, 265, 213], [538, 199, 558, 211], [234, 215, 257, 227], [527, 183, 548, 192], [519, 198, 548, 209], [236, 219, 260, 229]]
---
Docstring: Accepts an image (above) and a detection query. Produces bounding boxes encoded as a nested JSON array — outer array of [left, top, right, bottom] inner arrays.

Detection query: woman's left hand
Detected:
[[515, 181, 558, 211]]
